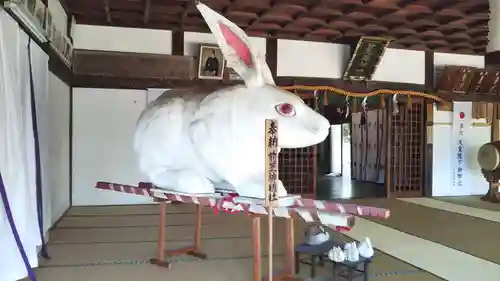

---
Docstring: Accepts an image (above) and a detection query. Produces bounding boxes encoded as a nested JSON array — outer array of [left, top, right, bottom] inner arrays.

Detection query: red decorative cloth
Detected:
[[212, 193, 239, 215]]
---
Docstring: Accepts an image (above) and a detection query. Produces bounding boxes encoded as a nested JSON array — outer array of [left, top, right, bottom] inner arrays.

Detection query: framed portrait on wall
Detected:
[[198, 45, 225, 80]]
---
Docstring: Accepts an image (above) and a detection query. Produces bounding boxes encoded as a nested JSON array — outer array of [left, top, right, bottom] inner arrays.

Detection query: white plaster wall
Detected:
[[72, 88, 152, 206], [184, 31, 266, 57], [277, 41, 424, 83], [330, 125, 342, 175], [47, 0, 68, 36], [72, 24, 172, 54], [372, 49, 425, 84], [432, 104, 490, 196], [431, 53, 487, 196], [47, 74, 71, 224], [434, 52, 485, 68], [277, 39, 350, 78]]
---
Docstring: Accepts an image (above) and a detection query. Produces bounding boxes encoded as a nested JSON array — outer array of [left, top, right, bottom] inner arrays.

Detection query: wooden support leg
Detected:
[[150, 201, 170, 267], [257, 215, 302, 281], [166, 204, 207, 259], [253, 215, 261, 281], [286, 216, 295, 273], [150, 202, 207, 268]]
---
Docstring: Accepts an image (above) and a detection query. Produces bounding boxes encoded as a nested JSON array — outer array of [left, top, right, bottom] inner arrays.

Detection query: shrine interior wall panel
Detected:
[[431, 54, 487, 196], [276, 39, 350, 79], [72, 24, 173, 54], [431, 103, 490, 197], [48, 74, 71, 224], [371, 49, 425, 85], [351, 110, 386, 184], [72, 88, 152, 206], [183, 31, 266, 57]]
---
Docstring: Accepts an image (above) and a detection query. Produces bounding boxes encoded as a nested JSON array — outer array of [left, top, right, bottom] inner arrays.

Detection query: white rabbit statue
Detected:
[[133, 3, 330, 199]]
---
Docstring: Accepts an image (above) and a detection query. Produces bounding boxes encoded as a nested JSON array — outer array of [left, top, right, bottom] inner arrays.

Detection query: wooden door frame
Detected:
[[385, 98, 426, 198]]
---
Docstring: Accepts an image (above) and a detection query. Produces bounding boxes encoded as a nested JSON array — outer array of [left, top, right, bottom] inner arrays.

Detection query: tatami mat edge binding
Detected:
[[38, 255, 423, 279]]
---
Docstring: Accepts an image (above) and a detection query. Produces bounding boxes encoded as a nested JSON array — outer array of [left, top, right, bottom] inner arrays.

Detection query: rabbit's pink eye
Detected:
[[276, 103, 296, 117]]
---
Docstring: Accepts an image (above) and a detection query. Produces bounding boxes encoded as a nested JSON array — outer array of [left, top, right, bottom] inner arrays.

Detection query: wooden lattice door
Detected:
[[279, 96, 317, 198], [387, 100, 425, 197]]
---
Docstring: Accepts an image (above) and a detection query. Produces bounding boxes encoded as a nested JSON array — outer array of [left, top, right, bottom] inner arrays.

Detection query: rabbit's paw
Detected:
[[175, 170, 215, 194], [233, 180, 288, 199], [276, 180, 288, 197], [152, 169, 215, 194]]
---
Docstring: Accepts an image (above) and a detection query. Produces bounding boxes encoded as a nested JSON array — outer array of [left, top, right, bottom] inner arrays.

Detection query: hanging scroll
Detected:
[[343, 36, 391, 82], [265, 119, 279, 206]]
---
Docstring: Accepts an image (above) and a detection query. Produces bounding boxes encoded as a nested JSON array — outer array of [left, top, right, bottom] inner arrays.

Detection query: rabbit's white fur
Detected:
[[132, 3, 330, 198]]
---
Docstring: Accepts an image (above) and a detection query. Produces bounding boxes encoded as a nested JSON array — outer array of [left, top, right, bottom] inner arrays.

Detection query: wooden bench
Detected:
[[295, 240, 371, 281]]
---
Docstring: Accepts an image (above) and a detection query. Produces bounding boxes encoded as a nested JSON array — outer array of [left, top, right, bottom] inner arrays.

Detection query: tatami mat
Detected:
[[32, 204, 440, 281], [399, 198, 500, 223], [344, 217, 500, 281], [349, 198, 500, 265], [432, 196, 500, 212]]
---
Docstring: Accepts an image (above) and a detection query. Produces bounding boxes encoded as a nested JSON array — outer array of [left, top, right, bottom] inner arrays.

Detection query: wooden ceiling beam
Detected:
[[143, 0, 151, 24], [72, 49, 195, 80], [222, 0, 239, 14], [246, 0, 282, 33], [432, 0, 463, 12], [300, 0, 338, 38], [396, 0, 421, 8], [68, 0, 489, 55], [180, 0, 193, 29], [58, 0, 72, 16]]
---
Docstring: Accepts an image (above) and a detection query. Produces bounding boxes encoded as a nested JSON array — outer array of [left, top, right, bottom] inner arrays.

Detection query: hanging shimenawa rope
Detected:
[[280, 85, 445, 103]]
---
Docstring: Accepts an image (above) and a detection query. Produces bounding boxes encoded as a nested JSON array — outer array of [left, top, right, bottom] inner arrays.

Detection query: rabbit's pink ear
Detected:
[[219, 22, 254, 68], [197, 2, 271, 87]]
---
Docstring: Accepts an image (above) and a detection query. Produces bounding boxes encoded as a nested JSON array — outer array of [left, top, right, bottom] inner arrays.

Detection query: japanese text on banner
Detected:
[[451, 105, 470, 190], [265, 119, 279, 205]]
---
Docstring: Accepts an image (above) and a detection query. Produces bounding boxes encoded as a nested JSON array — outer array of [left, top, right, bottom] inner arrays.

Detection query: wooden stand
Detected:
[[150, 200, 207, 267], [252, 214, 303, 281]]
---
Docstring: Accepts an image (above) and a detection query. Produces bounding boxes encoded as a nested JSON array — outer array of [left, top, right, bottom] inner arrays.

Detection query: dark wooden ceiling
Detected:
[[63, 0, 490, 54]]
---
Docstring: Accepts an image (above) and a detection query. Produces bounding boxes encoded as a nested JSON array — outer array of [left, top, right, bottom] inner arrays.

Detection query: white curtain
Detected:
[[30, 35, 51, 237], [0, 11, 44, 281]]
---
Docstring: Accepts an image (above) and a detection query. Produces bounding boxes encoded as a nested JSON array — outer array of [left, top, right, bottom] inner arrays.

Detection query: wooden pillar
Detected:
[[384, 97, 392, 198], [423, 50, 434, 197], [265, 38, 278, 80], [171, 30, 184, 56]]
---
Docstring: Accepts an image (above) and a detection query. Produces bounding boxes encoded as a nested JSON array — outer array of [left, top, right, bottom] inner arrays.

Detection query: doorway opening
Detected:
[[317, 105, 387, 199]]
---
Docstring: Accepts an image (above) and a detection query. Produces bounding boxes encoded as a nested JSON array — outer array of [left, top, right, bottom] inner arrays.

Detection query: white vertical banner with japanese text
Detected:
[[451, 102, 471, 190]]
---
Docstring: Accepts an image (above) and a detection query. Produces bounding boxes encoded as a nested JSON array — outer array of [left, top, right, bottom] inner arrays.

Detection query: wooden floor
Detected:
[[28, 195, 500, 281]]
